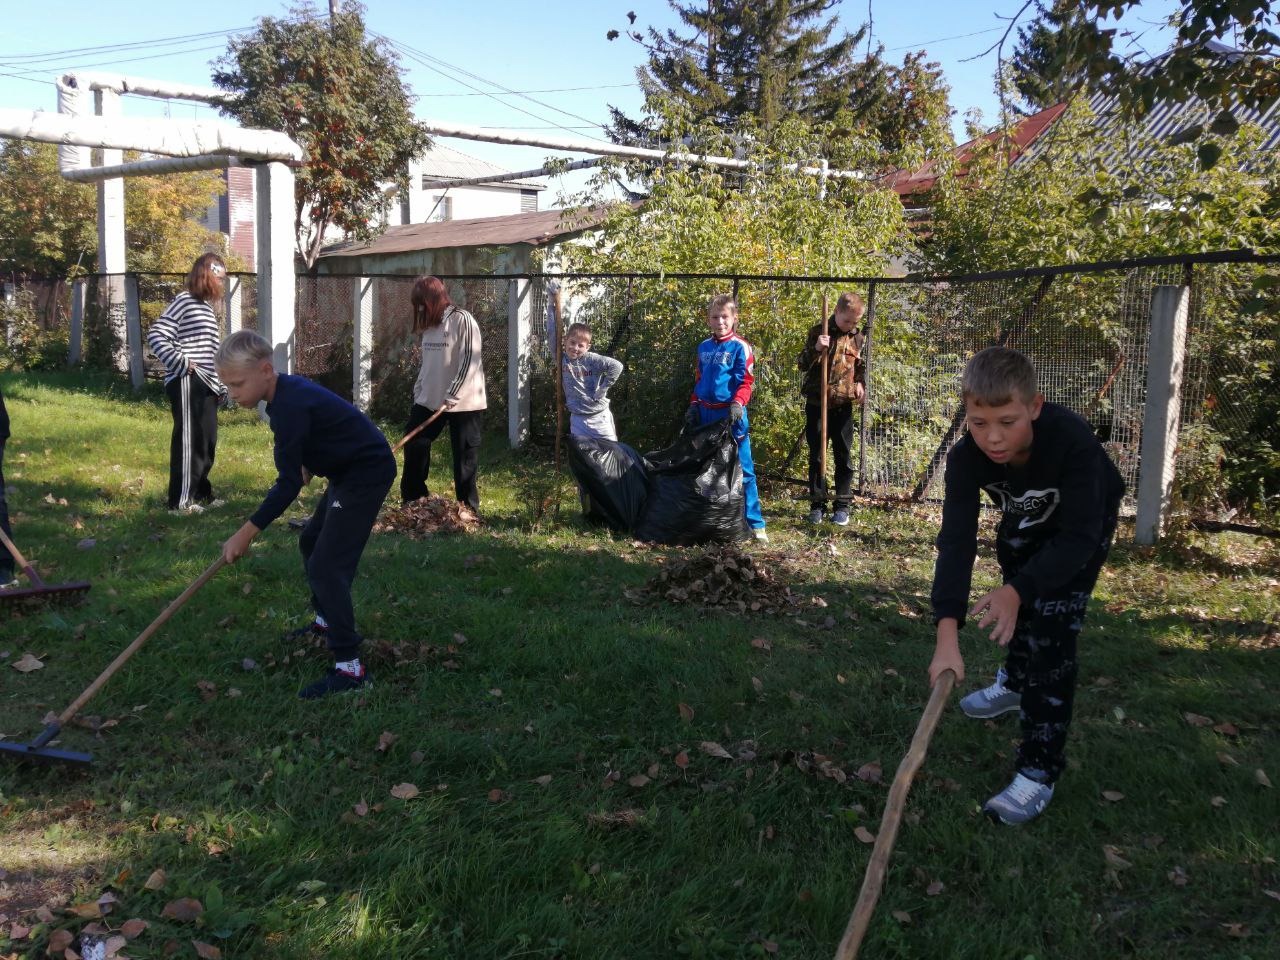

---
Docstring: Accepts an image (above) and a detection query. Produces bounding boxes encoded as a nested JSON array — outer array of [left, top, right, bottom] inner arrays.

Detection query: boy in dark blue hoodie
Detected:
[[216, 331, 396, 700]]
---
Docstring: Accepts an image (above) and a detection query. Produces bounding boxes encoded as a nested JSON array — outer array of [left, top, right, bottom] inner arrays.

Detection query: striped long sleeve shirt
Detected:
[[146, 292, 223, 393]]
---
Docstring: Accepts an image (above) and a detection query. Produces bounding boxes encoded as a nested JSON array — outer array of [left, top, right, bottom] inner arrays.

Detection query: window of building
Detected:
[[429, 195, 453, 222], [521, 189, 538, 213]]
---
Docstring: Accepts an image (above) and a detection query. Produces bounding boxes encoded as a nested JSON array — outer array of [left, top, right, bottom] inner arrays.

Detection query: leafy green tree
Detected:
[[0, 141, 97, 276], [1009, 0, 1096, 110], [565, 98, 909, 466], [213, 1, 431, 267], [608, 0, 862, 136], [1016, 0, 1279, 114]]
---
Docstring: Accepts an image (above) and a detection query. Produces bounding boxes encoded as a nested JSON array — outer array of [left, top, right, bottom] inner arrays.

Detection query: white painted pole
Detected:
[[507, 278, 533, 448], [353, 277, 374, 412], [123, 274, 145, 391], [1135, 285, 1190, 545], [69, 278, 85, 365], [255, 161, 297, 375], [224, 275, 242, 336]]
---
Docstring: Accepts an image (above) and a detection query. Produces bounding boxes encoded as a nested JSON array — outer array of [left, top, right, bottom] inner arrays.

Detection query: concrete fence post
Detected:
[[256, 161, 297, 377], [225, 275, 243, 336], [1134, 284, 1190, 545], [353, 276, 374, 412], [69, 278, 85, 365], [507, 278, 533, 448], [124, 274, 145, 391]]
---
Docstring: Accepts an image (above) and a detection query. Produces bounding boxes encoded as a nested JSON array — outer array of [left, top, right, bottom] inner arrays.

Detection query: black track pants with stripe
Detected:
[[165, 374, 219, 510]]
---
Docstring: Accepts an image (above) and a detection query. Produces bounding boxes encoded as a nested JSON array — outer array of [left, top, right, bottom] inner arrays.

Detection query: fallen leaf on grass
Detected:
[[103, 934, 126, 955], [1221, 923, 1248, 938], [751, 677, 764, 694], [121, 918, 149, 938], [1102, 790, 1125, 802], [926, 880, 945, 896], [627, 774, 651, 788], [10, 653, 44, 673], [160, 898, 203, 922], [677, 702, 694, 723], [241, 582, 252, 595], [588, 808, 643, 828], [390, 783, 419, 800], [48, 929, 74, 952], [192, 940, 222, 959], [67, 900, 102, 919], [530, 774, 552, 787], [1102, 845, 1132, 870], [855, 762, 882, 784], [1217, 751, 1239, 766], [487, 789, 510, 803], [195, 680, 216, 702], [410, 750, 425, 765], [1256, 768, 1272, 788], [700, 741, 733, 760], [1263, 889, 1280, 902], [674, 750, 690, 769], [1168, 866, 1189, 886], [35, 906, 55, 923], [750, 638, 771, 652], [1214, 722, 1240, 737], [892, 910, 911, 924], [76, 538, 96, 550], [1211, 795, 1228, 808], [352, 799, 369, 818], [144, 868, 167, 890], [7, 923, 29, 940], [375, 731, 398, 752], [853, 826, 876, 844], [1184, 712, 1214, 727]]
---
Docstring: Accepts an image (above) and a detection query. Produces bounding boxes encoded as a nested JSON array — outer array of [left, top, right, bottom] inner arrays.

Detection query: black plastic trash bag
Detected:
[[634, 420, 750, 545], [567, 436, 650, 533]]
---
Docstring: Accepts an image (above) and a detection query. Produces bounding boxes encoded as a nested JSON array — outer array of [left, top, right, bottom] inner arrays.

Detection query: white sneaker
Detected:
[[751, 528, 769, 542], [959, 669, 1022, 719], [169, 502, 205, 516], [983, 773, 1055, 824], [0, 577, 20, 591]]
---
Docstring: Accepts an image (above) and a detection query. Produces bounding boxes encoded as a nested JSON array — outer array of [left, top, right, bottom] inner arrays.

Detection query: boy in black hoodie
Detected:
[[928, 346, 1124, 824]]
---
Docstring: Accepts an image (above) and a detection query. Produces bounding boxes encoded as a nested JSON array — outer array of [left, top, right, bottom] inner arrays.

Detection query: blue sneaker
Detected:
[[807, 508, 825, 525], [831, 509, 850, 526], [983, 773, 1055, 824], [959, 669, 1022, 718]]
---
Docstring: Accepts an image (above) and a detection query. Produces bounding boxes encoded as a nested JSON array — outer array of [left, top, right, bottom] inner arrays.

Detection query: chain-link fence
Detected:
[[13, 253, 1275, 516]]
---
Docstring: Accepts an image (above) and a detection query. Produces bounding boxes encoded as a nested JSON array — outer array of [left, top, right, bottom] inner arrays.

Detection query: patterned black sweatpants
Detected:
[[999, 528, 1114, 784]]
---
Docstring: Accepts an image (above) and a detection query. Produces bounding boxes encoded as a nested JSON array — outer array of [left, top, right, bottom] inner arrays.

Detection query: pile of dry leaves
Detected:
[[375, 495, 480, 538], [633, 544, 799, 615]]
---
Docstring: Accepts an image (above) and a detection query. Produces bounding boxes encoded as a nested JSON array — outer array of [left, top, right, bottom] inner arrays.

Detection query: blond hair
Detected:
[[835, 291, 865, 319], [708, 294, 738, 317], [962, 346, 1037, 406], [216, 330, 273, 369], [565, 322, 592, 340]]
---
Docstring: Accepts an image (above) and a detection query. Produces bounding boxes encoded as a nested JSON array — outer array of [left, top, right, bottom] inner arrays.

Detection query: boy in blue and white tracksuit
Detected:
[[684, 294, 767, 539]]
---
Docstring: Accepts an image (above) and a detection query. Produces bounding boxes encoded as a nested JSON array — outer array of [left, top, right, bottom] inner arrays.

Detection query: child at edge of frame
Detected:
[[683, 294, 767, 542], [928, 345, 1124, 825], [216, 331, 397, 701]]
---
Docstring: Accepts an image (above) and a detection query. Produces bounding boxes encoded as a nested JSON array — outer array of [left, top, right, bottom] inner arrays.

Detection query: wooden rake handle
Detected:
[[55, 557, 227, 729], [391, 406, 447, 455], [834, 669, 956, 960], [0, 524, 36, 577]]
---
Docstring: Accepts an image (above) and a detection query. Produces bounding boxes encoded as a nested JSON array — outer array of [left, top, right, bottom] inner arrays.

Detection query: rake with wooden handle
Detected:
[[0, 557, 226, 767], [0, 525, 91, 606], [391, 405, 447, 455], [834, 669, 956, 959]]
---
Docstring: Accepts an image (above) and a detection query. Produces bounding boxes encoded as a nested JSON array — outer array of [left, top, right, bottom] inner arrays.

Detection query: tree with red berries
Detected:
[[213, 2, 431, 267]]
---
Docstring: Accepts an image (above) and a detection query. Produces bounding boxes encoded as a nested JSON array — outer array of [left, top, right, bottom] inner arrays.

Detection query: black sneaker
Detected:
[[298, 666, 371, 700], [281, 620, 327, 644]]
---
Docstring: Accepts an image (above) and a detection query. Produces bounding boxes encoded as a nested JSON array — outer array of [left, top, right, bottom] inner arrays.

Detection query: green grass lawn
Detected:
[[1, 369, 1277, 960]]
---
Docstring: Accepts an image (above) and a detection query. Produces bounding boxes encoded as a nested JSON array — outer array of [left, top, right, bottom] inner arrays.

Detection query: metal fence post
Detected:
[[1135, 284, 1190, 545], [256, 161, 297, 375], [225, 275, 243, 336], [508, 277, 532, 448], [352, 276, 374, 412], [69, 278, 85, 365], [858, 281, 877, 493], [124, 274, 145, 391]]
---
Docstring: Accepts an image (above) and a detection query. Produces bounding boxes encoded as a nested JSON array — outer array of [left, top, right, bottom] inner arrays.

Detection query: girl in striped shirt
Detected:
[[147, 253, 226, 513]]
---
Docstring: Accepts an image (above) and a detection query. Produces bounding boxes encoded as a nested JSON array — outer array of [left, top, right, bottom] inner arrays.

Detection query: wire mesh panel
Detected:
[[295, 275, 357, 400]]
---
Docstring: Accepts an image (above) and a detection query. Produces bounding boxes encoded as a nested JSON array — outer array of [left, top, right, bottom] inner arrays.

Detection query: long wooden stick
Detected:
[[834, 669, 956, 959], [818, 293, 830, 494], [56, 557, 227, 729], [391, 405, 447, 455]]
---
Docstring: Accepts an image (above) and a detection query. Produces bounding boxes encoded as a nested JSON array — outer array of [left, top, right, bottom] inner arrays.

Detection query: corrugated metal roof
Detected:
[[419, 143, 547, 191], [319, 206, 608, 258]]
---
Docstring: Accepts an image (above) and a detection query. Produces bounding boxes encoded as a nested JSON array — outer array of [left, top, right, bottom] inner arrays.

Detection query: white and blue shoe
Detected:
[[983, 773, 1055, 824], [960, 669, 1022, 719]]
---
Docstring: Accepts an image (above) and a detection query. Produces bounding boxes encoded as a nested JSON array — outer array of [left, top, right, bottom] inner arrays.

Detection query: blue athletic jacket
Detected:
[[690, 333, 755, 409]]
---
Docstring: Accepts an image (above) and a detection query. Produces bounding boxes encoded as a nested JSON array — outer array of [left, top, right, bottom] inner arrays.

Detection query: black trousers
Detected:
[[164, 374, 219, 509], [999, 527, 1114, 784], [805, 402, 857, 511], [299, 470, 394, 661], [0, 438, 13, 581], [400, 404, 482, 511]]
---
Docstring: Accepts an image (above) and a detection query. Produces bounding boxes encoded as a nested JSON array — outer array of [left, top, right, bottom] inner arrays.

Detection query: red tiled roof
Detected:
[[881, 102, 1068, 200], [320, 206, 609, 258]]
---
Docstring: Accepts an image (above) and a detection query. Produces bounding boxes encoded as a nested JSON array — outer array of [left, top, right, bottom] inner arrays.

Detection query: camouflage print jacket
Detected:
[[797, 321, 865, 405]]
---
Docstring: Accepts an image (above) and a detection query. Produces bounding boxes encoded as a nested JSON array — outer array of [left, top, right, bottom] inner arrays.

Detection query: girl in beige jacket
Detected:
[[402, 276, 487, 510]]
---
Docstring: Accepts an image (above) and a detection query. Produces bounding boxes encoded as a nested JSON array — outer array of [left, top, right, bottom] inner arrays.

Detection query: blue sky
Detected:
[[0, 0, 1180, 200]]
